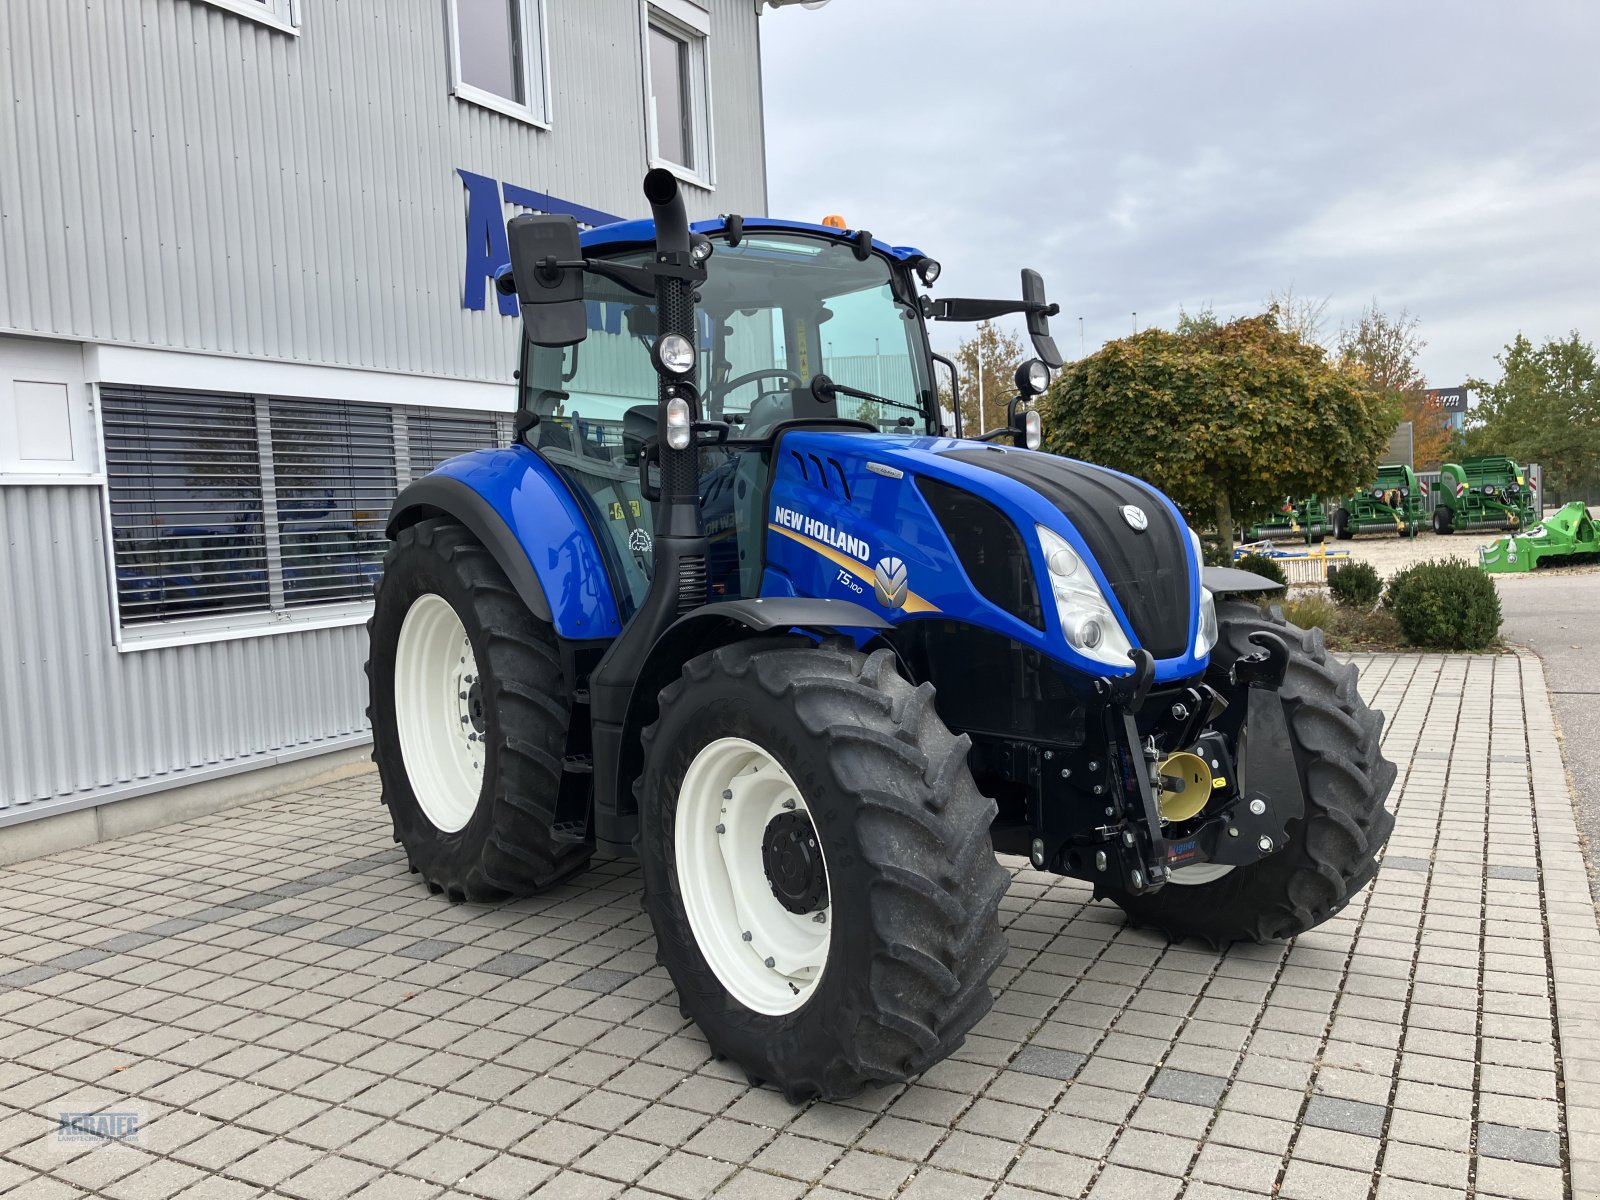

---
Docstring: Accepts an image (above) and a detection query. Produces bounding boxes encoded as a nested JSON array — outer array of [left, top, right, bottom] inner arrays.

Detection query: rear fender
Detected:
[[387, 446, 624, 639]]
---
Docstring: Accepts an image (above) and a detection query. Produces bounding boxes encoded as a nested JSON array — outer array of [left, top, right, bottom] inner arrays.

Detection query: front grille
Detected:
[[917, 476, 1043, 629], [941, 448, 1192, 659]]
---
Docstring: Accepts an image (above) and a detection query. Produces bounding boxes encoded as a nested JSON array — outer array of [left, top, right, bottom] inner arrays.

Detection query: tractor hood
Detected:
[[757, 431, 1207, 683]]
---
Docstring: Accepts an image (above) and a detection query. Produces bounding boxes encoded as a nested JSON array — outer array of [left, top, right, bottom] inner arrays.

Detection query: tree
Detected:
[[1335, 303, 1452, 470], [1041, 312, 1397, 546], [940, 321, 1026, 435], [1265, 285, 1332, 348], [1466, 332, 1600, 503]]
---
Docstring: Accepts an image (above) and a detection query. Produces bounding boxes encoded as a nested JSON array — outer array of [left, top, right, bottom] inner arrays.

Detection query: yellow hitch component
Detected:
[[1156, 751, 1214, 823]]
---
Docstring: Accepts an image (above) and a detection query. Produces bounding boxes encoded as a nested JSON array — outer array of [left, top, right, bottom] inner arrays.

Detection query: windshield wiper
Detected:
[[808, 374, 922, 415]]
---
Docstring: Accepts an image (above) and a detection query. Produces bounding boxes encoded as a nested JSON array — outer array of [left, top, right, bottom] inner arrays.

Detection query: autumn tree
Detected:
[[1336, 303, 1452, 470], [939, 321, 1027, 435], [1466, 332, 1600, 503], [1265, 285, 1332, 348], [1041, 312, 1397, 546]]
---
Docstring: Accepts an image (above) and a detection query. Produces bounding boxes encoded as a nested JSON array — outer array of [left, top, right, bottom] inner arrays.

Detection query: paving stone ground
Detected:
[[1, 652, 1597, 1200]]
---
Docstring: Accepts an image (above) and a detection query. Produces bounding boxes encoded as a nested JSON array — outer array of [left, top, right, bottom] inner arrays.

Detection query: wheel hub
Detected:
[[761, 812, 828, 914]]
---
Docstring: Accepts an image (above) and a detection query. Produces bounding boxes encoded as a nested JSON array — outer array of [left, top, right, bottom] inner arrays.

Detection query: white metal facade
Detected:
[[0, 0, 770, 823]]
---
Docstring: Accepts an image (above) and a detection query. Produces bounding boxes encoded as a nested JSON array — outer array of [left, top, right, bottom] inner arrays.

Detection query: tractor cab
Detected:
[[517, 224, 940, 610]]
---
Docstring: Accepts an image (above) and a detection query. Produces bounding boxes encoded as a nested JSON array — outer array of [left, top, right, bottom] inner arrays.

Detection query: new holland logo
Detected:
[[1121, 504, 1149, 532], [873, 557, 909, 609]]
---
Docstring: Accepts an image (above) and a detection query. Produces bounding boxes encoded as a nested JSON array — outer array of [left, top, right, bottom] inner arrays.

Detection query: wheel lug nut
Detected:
[[764, 957, 775, 969], [716, 823, 725, 834], [782, 798, 796, 810], [741, 931, 752, 942], [722, 789, 733, 800], [813, 912, 826, 923]]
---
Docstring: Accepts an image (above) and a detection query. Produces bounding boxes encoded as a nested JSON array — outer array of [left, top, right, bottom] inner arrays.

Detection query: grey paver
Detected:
[[1303, 1093, 1387, 1137], [1477, 1121, 1562, 1167], [1147, 1067, 1227, 1107]]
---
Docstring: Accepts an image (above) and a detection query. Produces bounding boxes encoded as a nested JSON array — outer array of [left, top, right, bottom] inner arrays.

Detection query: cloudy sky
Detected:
[[759, 1, 1600, 389]]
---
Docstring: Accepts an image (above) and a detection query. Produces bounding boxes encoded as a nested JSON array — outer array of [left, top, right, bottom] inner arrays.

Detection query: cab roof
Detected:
[[579, 216, 927, 264]]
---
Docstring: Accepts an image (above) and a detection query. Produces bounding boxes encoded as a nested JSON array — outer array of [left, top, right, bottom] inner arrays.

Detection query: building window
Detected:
[[643, 1, 712, 185], [101, 390, 506, 639], [449, 0, 550, 125], [196, 0, 301, 35]]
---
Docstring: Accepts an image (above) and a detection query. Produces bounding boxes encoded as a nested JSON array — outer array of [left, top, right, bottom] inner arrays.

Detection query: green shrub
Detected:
[[1280, 592, 1337, 632], [1327, 560, 1382, 609], [1234, 553, 1288, 587], [1386, 558, 1502, 650], [1199, 534, 1234, 568]]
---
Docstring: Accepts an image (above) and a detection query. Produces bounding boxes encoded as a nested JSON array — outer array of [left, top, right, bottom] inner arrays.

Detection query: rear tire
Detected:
[[367, 518, 590, 901], [1434, 507, 1454, 535], [1105, 601, 1396, 945], [1333, 508, 1352, 540], [638, 640, 1008, 1101]]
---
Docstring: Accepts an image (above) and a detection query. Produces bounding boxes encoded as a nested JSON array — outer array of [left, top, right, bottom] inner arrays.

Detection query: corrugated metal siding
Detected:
[[0, 485, 370, 817], [0, 0, 766, 385]]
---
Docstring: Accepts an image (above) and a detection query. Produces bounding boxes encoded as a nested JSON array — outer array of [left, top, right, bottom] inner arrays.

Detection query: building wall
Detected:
[[0, 0, 769, 822], [0, 0, 766, 385]]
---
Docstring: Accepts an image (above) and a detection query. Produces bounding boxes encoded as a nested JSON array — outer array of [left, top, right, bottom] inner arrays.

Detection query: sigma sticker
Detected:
[[1166, 838, 1199, 866]]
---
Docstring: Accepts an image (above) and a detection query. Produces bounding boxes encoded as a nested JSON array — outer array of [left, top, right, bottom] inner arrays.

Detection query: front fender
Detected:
[[387, 446, 623, 639]]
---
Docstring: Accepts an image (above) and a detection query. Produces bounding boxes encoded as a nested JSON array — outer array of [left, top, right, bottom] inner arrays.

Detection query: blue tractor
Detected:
[[369, 172, 1395, 1100]]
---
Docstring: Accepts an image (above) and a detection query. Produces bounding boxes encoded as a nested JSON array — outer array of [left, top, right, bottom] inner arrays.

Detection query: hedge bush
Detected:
[[1234, 553, 1288, 587], [1386, 558, 1502, 650], [1327, 560, 1382, 610]]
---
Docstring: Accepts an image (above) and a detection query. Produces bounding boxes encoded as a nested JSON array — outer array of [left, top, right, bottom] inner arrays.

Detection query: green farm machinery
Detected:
[[1333, 464, 1423, 539], [1248, 496, 1327, 544], [1434, 456, 1536, 534], [1479, 502, 1600, 573]]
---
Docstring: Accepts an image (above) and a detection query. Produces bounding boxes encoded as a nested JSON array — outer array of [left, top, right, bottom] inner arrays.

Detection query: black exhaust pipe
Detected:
[[586, 171, 708, 857], [644, 167, 690, 256]]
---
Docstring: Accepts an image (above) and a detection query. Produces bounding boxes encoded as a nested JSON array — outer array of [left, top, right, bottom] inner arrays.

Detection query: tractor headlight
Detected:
[[654, 333, 696, 377], [1037, 525, 1135, 668], [1196, 587, 1218, 657], [916, 257, 941, 287]]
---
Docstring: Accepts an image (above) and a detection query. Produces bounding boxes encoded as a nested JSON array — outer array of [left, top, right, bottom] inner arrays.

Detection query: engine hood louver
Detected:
[[939, 449, 1192, 660]]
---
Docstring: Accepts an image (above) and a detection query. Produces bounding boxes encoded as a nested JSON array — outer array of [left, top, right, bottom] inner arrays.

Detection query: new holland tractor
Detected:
[[367, 172, 1395, 1100], [1333, 464, 1423, 539], [1434, 456, 1536, 534]]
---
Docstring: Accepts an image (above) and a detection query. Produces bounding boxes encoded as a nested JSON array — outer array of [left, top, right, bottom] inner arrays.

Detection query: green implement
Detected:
[[1479, 502, 1600, 573], [1334, 464, 1423, 539], [1248, 496, 1327, 544], [1435, 456, 1537, 534]]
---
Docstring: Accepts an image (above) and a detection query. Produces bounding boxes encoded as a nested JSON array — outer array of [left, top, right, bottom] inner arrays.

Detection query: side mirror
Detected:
[[506, 213, 588, 348], [1021, 269, 1064, 369]]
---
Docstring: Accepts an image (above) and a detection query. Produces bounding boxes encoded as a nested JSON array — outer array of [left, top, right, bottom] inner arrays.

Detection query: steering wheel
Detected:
[[709, 367, 802, 409]]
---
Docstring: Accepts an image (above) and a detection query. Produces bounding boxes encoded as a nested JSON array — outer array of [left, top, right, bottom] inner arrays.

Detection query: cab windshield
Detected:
[[519, 231, 936, 441]]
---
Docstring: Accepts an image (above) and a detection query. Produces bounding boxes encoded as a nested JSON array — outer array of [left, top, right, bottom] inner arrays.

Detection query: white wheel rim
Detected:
[[675, 737, 832, 1016], [394, 593, 485, 833], [1169, 723, 1245, 886], [1166, 860, 1236, 886]]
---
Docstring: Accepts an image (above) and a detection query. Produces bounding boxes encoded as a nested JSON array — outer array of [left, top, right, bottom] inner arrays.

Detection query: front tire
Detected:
[[1333, 508, 1352, 540], [638, 640, 1009, 1101], [367, 518, 590, 901], [1434, 506, 1454, 535], [1106, 601, 1396, 945]]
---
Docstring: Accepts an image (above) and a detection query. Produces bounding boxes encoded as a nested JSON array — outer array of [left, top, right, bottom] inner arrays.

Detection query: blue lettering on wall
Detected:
[[458, 169, 623, 318]]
